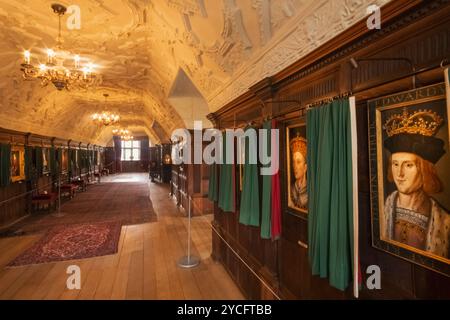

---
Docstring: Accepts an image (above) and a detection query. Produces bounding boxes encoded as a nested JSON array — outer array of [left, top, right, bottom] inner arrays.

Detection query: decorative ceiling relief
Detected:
[[181, 13, 203, 67], [271, 0, 299, 28], [207, 0, 392, 111], [252, 0, 272, 46], [0, 0, 392, 143], [201, 0, 254, 74], [167, 0, 207, 17], [224, 0, 252, 50]]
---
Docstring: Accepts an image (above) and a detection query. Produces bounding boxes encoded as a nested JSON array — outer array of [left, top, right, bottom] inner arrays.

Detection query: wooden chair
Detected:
[[60, 183, 77, 199], [30, 179, 58, 213], [93, 172, 101, 183], [31, 193, 58, 213], [71, 176, 87, 192]]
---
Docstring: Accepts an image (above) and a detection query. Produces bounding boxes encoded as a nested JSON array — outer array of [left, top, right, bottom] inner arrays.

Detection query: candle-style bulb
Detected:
[[47, 49, 55, 63], [74, 55, 80, 68], [24, 50, 31, 64]]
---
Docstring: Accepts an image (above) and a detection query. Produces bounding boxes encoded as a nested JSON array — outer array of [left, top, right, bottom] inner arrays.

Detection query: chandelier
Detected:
[[121, 133, 134, 141], [92, 94, 120, 126], [20, 4, 100, 91], [113, 128, 134, 140]]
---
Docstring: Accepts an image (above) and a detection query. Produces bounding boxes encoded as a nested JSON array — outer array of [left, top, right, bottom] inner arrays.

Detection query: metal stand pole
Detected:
[[178, 196, 200, 268], [52, 174, 66, 217]]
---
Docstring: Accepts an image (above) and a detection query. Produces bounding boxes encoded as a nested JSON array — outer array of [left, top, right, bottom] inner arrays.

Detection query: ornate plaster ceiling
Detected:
[[0, 0, 390, 145]]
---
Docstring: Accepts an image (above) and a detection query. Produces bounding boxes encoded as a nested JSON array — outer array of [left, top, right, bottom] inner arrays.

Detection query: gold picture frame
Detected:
[[368, 83, 450, 276], [286, 122, 308, 216], [61, 148, 68, 173], [10, 146, 25, 182], [42, 147, 50, 174]]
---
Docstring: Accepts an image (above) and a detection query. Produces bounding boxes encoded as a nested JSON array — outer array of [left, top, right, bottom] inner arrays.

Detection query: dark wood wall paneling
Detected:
[[0, 128, 105, 229], [149, 143, 172, 182], [0, 130, 27, 228], [208, 0, 450, 300], [170, 131, 213, 216], [105, 147, 116, 173]]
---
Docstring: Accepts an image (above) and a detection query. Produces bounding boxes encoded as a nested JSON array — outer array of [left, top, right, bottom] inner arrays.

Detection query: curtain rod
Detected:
[[263, 59, 450, 120], [215, 59, 450, 128]]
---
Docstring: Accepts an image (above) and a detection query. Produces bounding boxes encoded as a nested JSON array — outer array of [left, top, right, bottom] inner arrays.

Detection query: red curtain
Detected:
[[271, 120, 282, 240]]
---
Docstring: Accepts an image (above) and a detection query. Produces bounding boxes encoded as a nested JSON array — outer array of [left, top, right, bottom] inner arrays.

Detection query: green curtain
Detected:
[[84, 150, 89, 171], [307, 98, 354, 291], [0, 144, 11, 187], [35, 147, 43, 177], [68, 149, 72, 176], [208, 164, 218, 201], [218, 132, 235, 213], [82, 150, 87, 171], [260, 120, 272, 239], [77, 149, 81, 171], [88, 150, 93, 173], [69, 149, 77, 177], [57, 148, 62, 174], [24, 146, 33, 181], [50, 147, 57, 177], [81, 150, 86, 171], [239, 126, 260, 227]]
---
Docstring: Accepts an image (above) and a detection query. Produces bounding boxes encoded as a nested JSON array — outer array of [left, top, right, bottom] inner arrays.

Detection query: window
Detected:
[[121, 140, 141, 161]]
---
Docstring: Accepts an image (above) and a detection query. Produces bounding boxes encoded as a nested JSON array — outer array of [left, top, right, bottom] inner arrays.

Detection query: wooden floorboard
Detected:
[[0, 173, 244, 300]]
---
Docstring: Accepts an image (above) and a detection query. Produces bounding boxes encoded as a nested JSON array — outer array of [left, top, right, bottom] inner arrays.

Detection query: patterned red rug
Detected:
[[7, 221, 122, 267]]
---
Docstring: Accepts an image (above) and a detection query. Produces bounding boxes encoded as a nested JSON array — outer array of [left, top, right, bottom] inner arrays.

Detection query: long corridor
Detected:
[[0, 174, 244, 300]]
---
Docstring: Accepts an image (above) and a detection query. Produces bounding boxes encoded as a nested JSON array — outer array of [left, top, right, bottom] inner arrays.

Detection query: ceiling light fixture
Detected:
[[92, 94, 120, 126], [112, 128, 133, 140], [20, 3, 101, 91]]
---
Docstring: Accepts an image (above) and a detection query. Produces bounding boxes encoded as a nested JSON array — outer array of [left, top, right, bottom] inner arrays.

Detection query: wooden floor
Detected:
[[0, 173, 244, 300]]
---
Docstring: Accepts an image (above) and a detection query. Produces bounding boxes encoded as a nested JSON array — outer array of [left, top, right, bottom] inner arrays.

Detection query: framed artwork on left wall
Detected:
[[42, 147, 50, 174], [61, 148, 68, 173], [11, 146, 25, 182]]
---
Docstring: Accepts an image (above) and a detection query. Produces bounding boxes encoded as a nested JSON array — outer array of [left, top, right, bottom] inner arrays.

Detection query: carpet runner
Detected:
[[1, 181, 157, 236]]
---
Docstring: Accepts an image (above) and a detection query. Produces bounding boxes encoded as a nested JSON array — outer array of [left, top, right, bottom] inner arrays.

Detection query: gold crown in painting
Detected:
[[290, 136, 307, 157], [384, 108, 443, 137]]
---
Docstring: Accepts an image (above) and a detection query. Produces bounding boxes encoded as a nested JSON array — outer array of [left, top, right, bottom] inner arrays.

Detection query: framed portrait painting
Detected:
[[61, 148, 68, 173], [368, 83, 450, 276], [10, 146, 25, 182], [286, 123, 308, 217], [42, 148, 50, 174]]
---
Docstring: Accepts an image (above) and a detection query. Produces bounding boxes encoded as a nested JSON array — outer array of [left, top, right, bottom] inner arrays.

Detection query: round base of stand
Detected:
[[52, 211, 67, 218], [177, 255, 200, 269]]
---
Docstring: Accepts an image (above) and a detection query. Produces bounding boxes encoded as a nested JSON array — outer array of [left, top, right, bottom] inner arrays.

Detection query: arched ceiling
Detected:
[[0, 0, 390, 145]]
